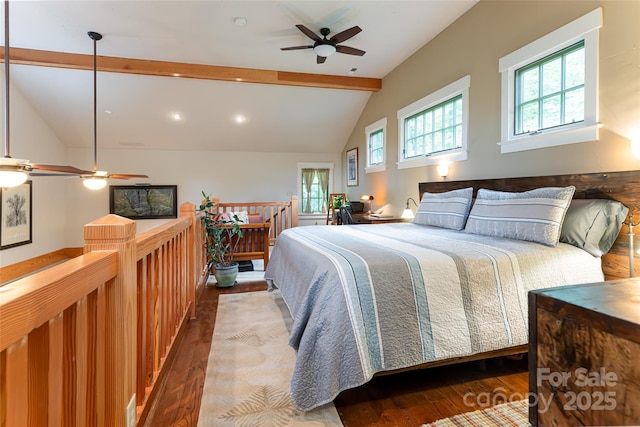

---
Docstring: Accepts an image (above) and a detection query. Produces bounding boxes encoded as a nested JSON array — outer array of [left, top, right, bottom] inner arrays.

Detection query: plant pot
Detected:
[[213, 262, 239, 287]]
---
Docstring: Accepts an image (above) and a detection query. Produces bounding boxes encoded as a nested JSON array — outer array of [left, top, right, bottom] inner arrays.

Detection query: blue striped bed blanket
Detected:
[[264, 223, 603, 411]]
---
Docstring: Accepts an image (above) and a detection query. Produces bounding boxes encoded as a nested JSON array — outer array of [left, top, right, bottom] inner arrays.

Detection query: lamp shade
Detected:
[[0, 170, 28, 188], [360, 194, 374, 201], [83, 176, 107, 190], [437, 163, 450, 177], [402, 197, 419, 219], [314, 43, 336, 57], [401, 208, 415, 219]]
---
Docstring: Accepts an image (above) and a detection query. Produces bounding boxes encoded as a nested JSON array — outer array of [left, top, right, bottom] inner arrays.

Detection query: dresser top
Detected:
[[531, 279, 640, 341]]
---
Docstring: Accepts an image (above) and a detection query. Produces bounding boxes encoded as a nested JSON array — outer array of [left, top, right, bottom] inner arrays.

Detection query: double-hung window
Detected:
[[397, 75, 470, 169], [499, 8, 602, 153], [365, 118, 386, 173]]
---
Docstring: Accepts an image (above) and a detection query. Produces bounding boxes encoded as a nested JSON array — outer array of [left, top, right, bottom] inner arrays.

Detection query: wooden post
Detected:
[[179, 202, 198, 319], [291, 195, 299, 227], [84, 214, 136, 427]]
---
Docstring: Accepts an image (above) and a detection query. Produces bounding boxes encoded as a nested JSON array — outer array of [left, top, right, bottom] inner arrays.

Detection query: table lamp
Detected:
[[402, 198, 419, 219], [360, 195, 374, 213]]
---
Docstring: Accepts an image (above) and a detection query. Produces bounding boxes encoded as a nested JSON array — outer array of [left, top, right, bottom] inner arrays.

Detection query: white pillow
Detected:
[[412, 187, 473, 230], [464, 186, 575, 246]]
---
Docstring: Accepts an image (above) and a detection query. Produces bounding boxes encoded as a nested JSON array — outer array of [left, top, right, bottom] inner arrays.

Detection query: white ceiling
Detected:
[[5, 0, 477, 154]]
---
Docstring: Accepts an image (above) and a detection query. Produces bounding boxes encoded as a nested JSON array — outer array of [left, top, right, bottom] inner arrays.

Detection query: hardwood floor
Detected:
[[143, 280, 529, 427]]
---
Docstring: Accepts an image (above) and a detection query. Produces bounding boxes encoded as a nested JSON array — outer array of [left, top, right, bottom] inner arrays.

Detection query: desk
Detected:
[[350, 213, 410, 224], [529, 279, 640, 426]]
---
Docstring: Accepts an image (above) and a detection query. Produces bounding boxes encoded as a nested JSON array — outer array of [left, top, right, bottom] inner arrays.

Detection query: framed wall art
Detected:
[[1, 180, 32, 250], [346, 147, 359, 187], [109, 185, 178, 219]]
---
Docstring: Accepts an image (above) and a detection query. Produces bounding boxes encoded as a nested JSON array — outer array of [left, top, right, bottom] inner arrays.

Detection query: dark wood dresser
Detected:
[[528, 279, 640, 426]]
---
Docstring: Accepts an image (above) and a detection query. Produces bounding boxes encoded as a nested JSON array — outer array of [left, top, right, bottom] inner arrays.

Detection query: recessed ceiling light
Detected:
[[234, 17, 247, 27], [235, 115, 246, 124], [171, 112, 183, 121], [104, 109, 112, 115]]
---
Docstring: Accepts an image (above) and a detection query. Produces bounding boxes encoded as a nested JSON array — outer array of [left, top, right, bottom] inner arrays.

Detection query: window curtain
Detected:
[[302, 168, 315, 213], [317, 168, 329, 212]]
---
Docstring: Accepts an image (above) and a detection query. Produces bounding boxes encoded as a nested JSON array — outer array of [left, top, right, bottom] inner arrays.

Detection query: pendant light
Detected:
[[82, 31, 148, 190]]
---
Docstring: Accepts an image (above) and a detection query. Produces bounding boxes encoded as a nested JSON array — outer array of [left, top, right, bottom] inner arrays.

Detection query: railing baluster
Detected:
[[0, 202, 208, 426]]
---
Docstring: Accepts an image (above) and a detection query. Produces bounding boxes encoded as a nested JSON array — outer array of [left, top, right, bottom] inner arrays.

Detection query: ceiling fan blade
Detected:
[[317, 55, 327, 64], [336, 45, 366, 56], [107, 173, 149, 180], [329, 26, 362, 44], [281, 45, 314, 51], [30, 163, 94, 175], [295, 24, 321, 42]]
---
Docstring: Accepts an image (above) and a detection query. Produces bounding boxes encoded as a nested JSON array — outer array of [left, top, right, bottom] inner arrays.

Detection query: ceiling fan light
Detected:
[[83, 176, 107, 190], [0, 170, 28, 188], [314, 44, 336, 57]]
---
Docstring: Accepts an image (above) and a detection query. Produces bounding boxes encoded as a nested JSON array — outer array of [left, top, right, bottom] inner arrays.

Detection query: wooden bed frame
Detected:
[[382, 170, 640, 373]]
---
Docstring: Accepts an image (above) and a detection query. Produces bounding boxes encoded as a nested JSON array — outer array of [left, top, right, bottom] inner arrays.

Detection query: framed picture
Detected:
[[1, 180, 32, 250], [346, 147, 359, 187], [109, 185, 178, 219]]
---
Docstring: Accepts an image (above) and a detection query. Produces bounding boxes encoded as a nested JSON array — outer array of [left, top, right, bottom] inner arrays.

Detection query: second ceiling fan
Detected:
[[81, 31, 148, 190], [281, 25, 365, 64]]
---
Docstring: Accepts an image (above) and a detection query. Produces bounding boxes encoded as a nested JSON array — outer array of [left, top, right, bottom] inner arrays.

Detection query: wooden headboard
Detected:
[[418, 170, 640, 280]]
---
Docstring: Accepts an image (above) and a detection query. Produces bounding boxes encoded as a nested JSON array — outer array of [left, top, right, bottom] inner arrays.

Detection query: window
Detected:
[[499, 8, 602, 153], [297, 162, 333, 214], [515, 41, 585, 135], [397, 75, 470, 169], [365, 118, 386, 173]]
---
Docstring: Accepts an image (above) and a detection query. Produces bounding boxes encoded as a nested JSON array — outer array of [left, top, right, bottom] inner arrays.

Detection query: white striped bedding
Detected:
[[264, 223, 604, 411]]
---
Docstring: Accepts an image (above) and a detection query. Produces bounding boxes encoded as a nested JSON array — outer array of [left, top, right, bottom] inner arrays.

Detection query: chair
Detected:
[[337, 206, 354, 225]]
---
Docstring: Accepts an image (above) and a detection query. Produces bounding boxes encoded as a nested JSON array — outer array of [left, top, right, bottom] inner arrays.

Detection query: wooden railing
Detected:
[[211, 196, 298, 242], [0, 202, 208, 427]]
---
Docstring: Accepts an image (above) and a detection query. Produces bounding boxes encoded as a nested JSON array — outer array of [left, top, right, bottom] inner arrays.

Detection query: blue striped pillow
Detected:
[[464, 186, 575, 246], [412, 187, 473, 230]]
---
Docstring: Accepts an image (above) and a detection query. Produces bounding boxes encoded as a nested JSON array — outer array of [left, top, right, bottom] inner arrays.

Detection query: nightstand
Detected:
[[528, 279, 640, 426], [351, 213, 410, 224]]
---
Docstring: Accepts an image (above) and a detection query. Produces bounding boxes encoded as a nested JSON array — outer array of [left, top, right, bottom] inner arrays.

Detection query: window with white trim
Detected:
[[297, 162, 334, 214], [499, 8, 602, 153], [365, 117, 386, 173], [397, 75, 470, 169]]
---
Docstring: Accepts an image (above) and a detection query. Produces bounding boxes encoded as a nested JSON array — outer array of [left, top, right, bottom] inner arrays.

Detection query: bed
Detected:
[[264, 171, 636, 411]]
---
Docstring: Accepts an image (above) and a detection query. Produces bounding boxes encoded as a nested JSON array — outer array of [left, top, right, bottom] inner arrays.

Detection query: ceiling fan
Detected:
[[80, 31, 148, 190], [0, 0, 94, 188], [281, 25, 365, 64]]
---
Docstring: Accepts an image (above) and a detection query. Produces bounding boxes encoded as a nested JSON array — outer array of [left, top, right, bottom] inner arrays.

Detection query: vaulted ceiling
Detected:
[[5, 1, 477, 154]]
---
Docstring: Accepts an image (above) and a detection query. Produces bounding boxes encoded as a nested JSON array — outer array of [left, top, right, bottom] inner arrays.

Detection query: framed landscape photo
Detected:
[[1, 180, 32, 250], [346, 147, 359, 187], [110, 185, 178, 219]]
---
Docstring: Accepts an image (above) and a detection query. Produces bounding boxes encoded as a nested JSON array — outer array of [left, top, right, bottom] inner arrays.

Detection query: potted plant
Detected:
[[199, 192, 245, 287]]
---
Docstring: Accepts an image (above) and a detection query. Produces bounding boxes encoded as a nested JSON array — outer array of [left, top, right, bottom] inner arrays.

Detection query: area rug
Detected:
[[422, 399, 529, 427], [196, 290, 343, 427]]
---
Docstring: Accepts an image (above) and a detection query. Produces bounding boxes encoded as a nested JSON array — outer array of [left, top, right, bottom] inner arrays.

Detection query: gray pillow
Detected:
[[560, 199, 628, 256], [464, 186, 575, 246], [412, 187, 473, 230]]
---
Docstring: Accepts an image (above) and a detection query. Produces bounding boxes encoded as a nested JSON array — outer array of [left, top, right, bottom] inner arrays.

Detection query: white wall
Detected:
[[342, 0, 640, 217], [63, 148, 342, 246], [0, 72, 69, 267]]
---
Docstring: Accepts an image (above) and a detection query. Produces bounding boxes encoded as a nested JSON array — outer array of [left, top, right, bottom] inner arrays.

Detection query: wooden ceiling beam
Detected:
[[0, 47, 382, 92]]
